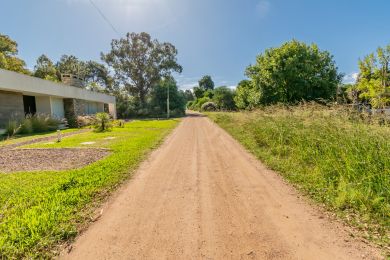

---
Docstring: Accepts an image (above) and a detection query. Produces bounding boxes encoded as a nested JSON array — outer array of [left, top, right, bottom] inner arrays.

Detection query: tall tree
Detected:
[[33, 54, 58, 81], [56, 55, 88, 78], [101, 32, 182, 105], [357, 44, 390, 108], [149, 78, 186, 115], [0, 34, 29, 74], [199, 75, 214, 90], [246, 40, 342, 105], [183, 89, 194, 102], [213, 86, 236, 110], [193, 86, 205, 99], [85, 61, 114, 92]]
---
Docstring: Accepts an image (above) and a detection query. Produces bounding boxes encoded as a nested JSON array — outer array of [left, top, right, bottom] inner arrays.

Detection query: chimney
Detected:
[[61, 74, 84, 88]]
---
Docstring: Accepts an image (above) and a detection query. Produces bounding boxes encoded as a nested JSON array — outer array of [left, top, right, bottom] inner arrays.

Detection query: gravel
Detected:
[[0, 148, 111, 172]]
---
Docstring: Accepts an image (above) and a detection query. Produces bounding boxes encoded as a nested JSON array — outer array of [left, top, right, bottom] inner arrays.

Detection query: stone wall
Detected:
[[63, 98, 77, 127], [0, 90, 24, 127]]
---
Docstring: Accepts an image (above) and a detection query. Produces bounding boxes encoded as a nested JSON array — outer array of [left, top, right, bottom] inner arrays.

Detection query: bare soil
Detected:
[[62, 113, 383, 260], [0, 148, 110, 172]]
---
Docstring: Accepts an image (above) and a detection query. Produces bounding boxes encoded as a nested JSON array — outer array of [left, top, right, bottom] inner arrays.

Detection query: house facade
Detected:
[[0, 69, 116, 127]]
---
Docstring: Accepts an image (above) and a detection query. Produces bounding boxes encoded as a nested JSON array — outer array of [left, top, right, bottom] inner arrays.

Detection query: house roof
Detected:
[[0, 69, 115, 104]]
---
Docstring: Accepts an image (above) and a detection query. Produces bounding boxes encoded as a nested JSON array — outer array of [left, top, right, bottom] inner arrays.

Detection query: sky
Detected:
[[1, 0, 390, 89]]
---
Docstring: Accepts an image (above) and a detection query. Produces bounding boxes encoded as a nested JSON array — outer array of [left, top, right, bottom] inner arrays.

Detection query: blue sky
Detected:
[[1, 0, 389, 89]]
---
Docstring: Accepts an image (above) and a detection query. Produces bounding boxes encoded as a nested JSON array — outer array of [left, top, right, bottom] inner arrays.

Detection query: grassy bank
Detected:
[[207, 105, 389, 247], [0, 119, 178, 258]]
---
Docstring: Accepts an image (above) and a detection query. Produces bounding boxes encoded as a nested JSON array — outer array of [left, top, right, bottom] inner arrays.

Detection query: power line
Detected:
[[88, 0, 121, 37]]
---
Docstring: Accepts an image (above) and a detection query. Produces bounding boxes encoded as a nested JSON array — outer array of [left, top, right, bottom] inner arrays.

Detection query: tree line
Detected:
[[1, 33, 389, 118], [0, 32, 189, 118], [189, 40, 390, 111]]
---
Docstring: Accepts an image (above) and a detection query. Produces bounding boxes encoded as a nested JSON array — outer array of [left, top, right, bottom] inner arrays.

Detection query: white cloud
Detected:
[[256, 0, 270, 18], [176, 76, 200, 90], [343, 72, 358, 84]]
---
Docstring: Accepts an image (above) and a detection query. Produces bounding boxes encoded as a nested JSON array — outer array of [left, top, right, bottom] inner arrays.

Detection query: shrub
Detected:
[[93, 112, 112, 132], [5, 120, 20, 137], [201, 101, 217, 111], [18, 118, 33, 134], [77, 115, 95, 127], [28, 114, 61, 132]]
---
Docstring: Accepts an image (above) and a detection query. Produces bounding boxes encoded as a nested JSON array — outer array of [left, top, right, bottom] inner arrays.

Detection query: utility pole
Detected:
[[167, 84, 170, 118]]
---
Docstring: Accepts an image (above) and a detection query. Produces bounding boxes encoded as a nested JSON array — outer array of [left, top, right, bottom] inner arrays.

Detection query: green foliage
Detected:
[[102, 32, 182, 105], [183, 89, 194, 102], [208, 105, 389, 246], [246, 40, 342, 105], [234, 80, 261, 109], [56, 55, 88, 79], [149, 78, 186, 116], [93, 113, 112, 132], [0, 34, 30, 74], [18, 118, 33, 134], [33, 54, 58, 81], [356, 44, 390, 108], [199, 75, 214, 90], [5, 120, 20, 137], [201, 101, 217, 111], [4, 115, 61, 136], [0, 120, 178, 258], [193, 86, 205, 99], [213, 86, 236, 110]]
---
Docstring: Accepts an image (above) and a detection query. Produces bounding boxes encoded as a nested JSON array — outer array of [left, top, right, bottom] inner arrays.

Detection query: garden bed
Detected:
[[0, 148, 110, 172]]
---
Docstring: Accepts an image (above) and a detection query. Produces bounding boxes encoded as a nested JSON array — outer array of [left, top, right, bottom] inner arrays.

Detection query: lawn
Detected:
[[0, 119, 179, 258], [207, 105, 389, 247], [0, 129, 79, 147]]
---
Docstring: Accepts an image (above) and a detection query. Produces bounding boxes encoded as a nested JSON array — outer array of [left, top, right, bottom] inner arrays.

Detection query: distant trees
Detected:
[[33, 55, 58, 81], [101, 32, 182, 106], [356, 44, 390, 108], [188, 75, 237, 111], [0, 34, 29, 74], [199, 75, 214, 90], [213, 86, 235, 110], [245, 40, 342, 105], [149, 78, 186, 115]]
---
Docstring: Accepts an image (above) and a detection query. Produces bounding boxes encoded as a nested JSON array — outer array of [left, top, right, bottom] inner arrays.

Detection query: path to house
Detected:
[[62, 112, 382, 260]]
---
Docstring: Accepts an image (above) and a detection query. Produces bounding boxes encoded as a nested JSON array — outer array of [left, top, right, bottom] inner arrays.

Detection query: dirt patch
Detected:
[[0, 148, 110, 173]]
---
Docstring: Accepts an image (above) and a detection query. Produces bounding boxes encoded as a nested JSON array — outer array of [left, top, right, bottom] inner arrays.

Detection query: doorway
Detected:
[[23, 95, 36, 115]]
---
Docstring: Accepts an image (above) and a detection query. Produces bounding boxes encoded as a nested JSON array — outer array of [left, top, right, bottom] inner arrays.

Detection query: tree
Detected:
[[246, 40, 342, 105], [213, 86, 236, 110], [0, 34, 30, 74], [102, 32, 182, 106], [199, 75, 214, 90], [149, 78, 186, 116], [357, 44, 390, 108], [85, 61, 114, 92], [234, 80, 261, 109], [193, 86, 205, 99], [56, 55, 88, 78], [33, 54, 58, 81], [183, 89, 194, 102]]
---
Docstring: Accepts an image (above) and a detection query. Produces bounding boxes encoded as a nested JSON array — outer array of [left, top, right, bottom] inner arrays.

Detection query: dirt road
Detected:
[[63, 113, 382, 259]]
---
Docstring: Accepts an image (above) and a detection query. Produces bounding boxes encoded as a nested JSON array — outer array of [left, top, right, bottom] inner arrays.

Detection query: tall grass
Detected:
[[208, 104, 389, 246]]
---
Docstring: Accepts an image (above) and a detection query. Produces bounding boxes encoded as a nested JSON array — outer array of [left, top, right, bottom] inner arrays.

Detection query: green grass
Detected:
[[0, 119, 179, 259], [207, 105, 389, 247], [0, 129, 79, 147]]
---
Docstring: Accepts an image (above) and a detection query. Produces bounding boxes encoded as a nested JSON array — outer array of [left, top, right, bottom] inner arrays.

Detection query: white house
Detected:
[[0, 69, 116, 127]]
